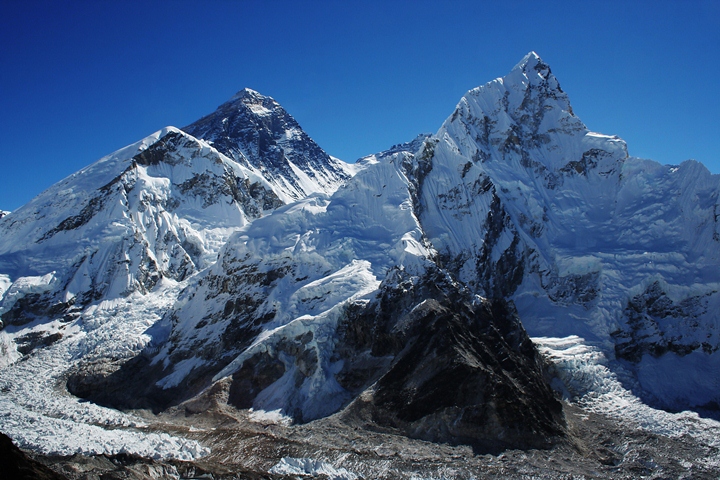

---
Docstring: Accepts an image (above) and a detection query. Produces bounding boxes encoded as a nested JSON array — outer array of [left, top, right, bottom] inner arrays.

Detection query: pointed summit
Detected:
[[230, 87, 264, 102], [441, 52, 625, 173], [512, 51, 544, 71], [183, 89, 353, 201]]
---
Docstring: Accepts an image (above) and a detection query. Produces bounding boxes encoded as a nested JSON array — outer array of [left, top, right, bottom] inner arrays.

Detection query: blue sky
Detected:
[[1, 0, 718, 211]]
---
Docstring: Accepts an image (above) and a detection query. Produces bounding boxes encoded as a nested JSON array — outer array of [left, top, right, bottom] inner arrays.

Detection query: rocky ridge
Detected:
[[0, 52, 719, 478]]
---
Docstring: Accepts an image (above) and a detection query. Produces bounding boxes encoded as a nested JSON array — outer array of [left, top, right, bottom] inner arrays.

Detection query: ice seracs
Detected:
[[1, 52, 719, 467]]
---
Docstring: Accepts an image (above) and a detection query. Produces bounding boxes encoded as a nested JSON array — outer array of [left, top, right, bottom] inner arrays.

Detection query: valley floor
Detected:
[[13, 401, 720, 479]]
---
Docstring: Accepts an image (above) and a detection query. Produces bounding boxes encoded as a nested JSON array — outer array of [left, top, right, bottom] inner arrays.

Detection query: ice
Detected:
[[0, 279, 208, 459], [534, 335, 720, 455], [0, 274, 11, 301], [269, 457, 358, 480]]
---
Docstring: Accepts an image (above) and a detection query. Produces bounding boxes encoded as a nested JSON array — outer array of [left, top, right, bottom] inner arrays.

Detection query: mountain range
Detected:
[[1, 52, 719, 479]]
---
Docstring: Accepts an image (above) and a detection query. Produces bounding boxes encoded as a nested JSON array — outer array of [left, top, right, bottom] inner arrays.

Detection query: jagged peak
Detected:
[[457, 51, 571, 126], [512, 51, 543, 71], [504, 51, 554, 89], [230, 87, 267, 103]]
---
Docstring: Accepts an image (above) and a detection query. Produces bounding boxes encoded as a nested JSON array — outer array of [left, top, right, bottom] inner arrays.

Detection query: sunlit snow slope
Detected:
[[0, 52, 719, 460], [422, 52, 720, 410]]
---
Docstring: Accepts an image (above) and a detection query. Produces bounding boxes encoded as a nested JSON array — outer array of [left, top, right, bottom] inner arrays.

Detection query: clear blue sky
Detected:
[[1, 0, 718, 211]]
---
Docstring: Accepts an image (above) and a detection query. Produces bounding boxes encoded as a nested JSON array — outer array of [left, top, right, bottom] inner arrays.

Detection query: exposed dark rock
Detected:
[[0, 432, 68, 480], [183, 88, 350, 199], [335, 266, 565, 453], [612, 281, 714, 362], [16, 331, 63, 355], [1, 293, 73, 328]]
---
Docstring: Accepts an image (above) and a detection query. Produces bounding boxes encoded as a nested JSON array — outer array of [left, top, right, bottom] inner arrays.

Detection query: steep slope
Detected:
[[418, 52, 720, 411], [0, 127, 283, 332], [183, 88, 355, 201], [68, 138, 566, 452]]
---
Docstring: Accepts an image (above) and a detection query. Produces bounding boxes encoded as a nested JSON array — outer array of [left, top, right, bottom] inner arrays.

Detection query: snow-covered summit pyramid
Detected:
[[183, 88, 355, 201], [0, 127, 285, 329]]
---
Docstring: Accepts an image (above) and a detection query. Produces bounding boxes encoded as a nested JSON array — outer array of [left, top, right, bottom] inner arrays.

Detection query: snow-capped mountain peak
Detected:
[[230, 87, 264, 102], [2, 53, 720, 476], [183, 89, 353, 201]]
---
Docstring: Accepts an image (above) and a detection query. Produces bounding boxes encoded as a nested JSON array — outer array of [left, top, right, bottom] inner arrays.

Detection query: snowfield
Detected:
[[0, 52, 719, 477], [0, 279, 208, 460]]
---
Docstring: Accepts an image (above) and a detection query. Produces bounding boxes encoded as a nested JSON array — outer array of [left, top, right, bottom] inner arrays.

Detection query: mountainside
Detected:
[[0, 88, 353, 334], [183, 88, 356, 202], [420, 53, 720, 411], [1, 52, 719, 478], [0, 127, 283, 330]]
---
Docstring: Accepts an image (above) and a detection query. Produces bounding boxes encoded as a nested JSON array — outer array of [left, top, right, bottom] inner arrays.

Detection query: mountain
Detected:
[[0, 88, 354, 333], [1, 52, 719, 478], [183, 88, 356, 201], [420, 52, 720, 412], [65, 52, 720, 446]]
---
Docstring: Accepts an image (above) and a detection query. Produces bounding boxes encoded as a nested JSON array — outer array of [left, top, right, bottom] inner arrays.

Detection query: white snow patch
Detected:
[[269, 457, 358, 479], [534, 336, 720, 457], [0, 274, 11, 301], [248, 408, 292, 425]]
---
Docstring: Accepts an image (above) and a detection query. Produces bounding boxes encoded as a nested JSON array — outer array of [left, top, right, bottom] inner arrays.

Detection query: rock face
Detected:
[[2, 52, 720, 461], [336, 267, 564, 452], [183, 88, 355, 201], [0, 432, 68, 480]]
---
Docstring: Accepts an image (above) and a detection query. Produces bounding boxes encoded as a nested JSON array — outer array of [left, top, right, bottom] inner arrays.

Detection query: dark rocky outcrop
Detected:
[[335, 267, 566, 453], [0, 432, 68, 480], [612, 281, 716, 363], [183, 88, 350, 199]]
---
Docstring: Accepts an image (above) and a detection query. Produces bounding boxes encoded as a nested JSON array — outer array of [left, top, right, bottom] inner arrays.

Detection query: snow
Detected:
[[0, 279, 208, 459], [269, 457, 359, 480], [155, 149, 434, 420], [635, 350, 720, 409], [0, 272, 58, 318], [535, 335, 720, 459], [0, 273, 14, 302]]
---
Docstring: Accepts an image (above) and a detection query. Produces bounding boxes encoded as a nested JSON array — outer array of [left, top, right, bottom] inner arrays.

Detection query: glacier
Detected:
[[0, 51, 719, 477]]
